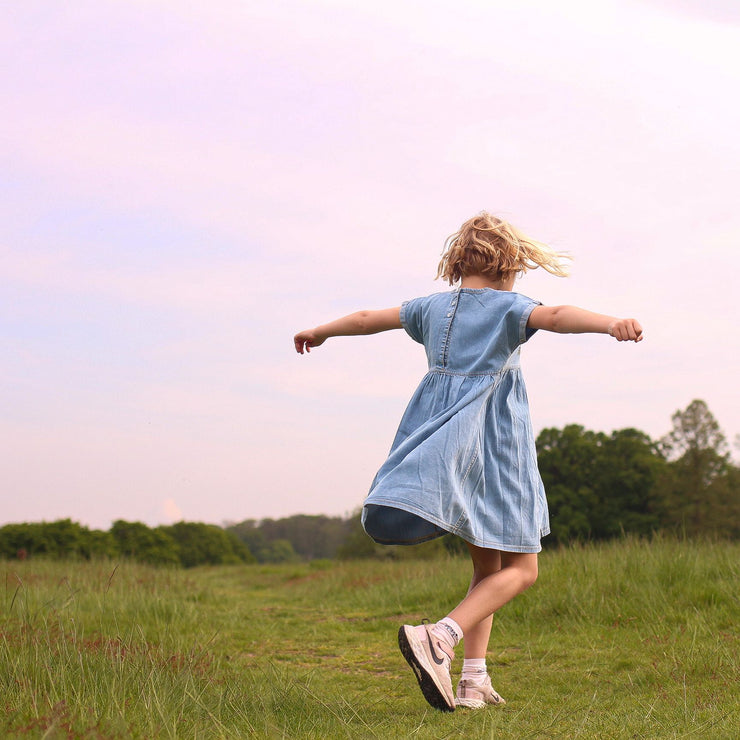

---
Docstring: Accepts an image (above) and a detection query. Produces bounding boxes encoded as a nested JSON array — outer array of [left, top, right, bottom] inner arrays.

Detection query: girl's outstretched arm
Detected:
[[527, 305, 643, 342], [294, 307, 402, 354]]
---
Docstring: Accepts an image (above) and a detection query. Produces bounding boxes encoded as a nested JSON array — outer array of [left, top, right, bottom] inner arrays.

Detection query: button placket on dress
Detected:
[[439, 291, 460, 368]]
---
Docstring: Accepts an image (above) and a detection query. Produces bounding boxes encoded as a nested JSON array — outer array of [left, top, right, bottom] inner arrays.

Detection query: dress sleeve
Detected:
[[399, 297, 425, 344], [511, 293, 542, 345]]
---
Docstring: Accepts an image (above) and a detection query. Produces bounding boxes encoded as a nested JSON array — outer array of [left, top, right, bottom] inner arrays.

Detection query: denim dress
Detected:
[[362, 288, 549, 553]]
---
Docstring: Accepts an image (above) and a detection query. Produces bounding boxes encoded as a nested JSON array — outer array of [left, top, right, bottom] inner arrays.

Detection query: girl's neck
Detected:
[[460, 273, 516, 292]]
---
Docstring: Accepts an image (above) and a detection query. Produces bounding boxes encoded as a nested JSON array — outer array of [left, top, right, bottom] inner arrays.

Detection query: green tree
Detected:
[[228, 515, 353, 561], [110, 520, 180, 566], [0, 523, 47, 559], [227, 520, 271, 562], [42, 519, 84, 557], [261, 539, 299, 563], [0, 520, 117, 560], [161, 522, 254, 567], [336, 512, 383, 559], [78, 528, 117, 559], [705, 465, 740, 539], [659, 399, 737, 536], [255, 515, 351, 560], [537, 425, 603, 544], [537, 425, 663, 545], [592, 428, 664, 537]]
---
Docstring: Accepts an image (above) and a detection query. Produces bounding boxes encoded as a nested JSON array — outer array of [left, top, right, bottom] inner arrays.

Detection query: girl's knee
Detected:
[[504, 553, 538, 592]]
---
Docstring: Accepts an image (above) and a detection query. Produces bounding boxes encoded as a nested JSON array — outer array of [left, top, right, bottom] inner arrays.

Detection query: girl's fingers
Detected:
[[294, 328, 324, 354], [612, 319, 643, 342]]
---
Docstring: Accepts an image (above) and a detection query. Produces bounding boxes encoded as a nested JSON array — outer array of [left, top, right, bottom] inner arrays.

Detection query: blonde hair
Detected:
[[436, 212, 570, 285]]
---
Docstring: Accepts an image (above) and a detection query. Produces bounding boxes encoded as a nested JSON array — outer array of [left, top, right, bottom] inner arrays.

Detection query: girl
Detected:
[[293, 212, 643, 712]]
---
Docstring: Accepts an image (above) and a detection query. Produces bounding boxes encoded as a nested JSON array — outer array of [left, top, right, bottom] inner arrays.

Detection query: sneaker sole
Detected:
[[397, 626, 455, 713], [455, 697, 487, 709], [456, 688, 506, 709]]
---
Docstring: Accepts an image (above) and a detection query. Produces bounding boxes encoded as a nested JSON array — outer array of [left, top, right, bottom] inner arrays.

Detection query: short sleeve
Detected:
[[399, 297, 425, 344], [512, 294, 542, 345]]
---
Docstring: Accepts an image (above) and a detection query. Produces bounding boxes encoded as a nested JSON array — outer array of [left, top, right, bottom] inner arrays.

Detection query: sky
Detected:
[[2, 0, 739, 530]]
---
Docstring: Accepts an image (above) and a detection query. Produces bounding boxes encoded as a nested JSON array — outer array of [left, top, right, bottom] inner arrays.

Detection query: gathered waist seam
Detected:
[[425, 366, 518, 378]]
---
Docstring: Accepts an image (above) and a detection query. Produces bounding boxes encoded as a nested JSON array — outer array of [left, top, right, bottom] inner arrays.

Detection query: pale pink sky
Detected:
[[2, 0, 739, 529]]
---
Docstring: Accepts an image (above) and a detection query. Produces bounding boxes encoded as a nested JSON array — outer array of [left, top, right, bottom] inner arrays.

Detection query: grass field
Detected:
[[2, 537, 739, 738]]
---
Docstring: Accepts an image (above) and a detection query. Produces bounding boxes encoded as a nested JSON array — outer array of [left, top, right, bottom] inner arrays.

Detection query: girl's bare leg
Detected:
[[448, 544, 538, 638], [460, 544, 500, 659]]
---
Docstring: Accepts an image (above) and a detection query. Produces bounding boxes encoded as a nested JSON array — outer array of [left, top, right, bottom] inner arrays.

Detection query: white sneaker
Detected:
[[455, 674, 506, 709], [398, 623, 455, 712]]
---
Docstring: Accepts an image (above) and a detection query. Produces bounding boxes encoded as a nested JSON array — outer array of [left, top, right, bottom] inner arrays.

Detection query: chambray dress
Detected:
[[361, 288, 549, 553]]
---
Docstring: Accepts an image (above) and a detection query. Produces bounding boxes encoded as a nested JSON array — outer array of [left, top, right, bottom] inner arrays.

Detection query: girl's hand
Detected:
[[294, 329, 325, 354], [607, 318, 643, 342]]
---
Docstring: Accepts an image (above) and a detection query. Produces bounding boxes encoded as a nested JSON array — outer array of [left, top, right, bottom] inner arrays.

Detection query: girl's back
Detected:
[[402, 288, 539, 376]]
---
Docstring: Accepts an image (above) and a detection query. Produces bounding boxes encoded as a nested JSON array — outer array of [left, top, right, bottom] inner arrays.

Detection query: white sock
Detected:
[[461, 658, 487, 682], [433, 617, 463, 648]]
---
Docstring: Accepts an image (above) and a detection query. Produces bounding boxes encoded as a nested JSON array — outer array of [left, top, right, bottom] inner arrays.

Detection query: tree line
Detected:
[[540, 399, 739, 544], [0, 520, 253, 567], [2, 400, 738, 565]]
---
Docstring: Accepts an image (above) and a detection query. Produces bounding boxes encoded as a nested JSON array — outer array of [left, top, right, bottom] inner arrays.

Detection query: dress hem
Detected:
[[363, 498, 548, 554]]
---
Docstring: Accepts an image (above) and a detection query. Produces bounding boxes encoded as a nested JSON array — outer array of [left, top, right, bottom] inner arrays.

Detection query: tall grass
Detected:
[[2, 537, 739, 738]]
